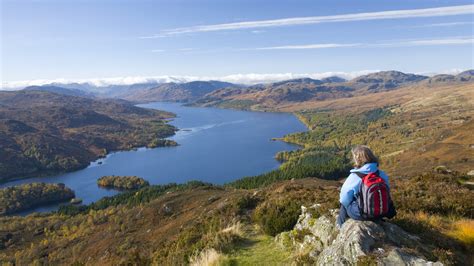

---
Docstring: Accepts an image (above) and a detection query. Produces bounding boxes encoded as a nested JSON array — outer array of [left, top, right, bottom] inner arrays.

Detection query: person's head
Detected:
[[351, 145, 379, 168]]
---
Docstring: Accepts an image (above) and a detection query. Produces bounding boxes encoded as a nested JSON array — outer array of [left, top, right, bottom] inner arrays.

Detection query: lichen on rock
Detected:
[[276, 204, 443, 265]]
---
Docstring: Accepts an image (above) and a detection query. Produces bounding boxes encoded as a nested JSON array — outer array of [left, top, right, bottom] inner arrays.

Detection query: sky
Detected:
[[1, 0, 474, 87]]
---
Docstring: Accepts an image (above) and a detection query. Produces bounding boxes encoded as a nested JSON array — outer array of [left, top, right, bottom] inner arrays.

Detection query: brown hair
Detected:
[[351, 145, 379, 168]]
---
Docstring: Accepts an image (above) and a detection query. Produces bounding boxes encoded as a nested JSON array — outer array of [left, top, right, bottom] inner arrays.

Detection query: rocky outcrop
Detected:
[[276, 204, 443, 265]]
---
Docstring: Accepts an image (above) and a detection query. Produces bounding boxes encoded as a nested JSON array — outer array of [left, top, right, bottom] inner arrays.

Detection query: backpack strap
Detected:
[[355, 172, 366, 178], [354, 170, 380, 178]]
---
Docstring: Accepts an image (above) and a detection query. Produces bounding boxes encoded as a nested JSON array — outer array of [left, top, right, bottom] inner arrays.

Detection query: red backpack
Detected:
[[356, 170, 391, 219]]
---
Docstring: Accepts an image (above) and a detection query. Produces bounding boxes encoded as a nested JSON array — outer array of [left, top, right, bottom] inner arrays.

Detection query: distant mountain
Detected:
[[424, 69, 474, 85], [426, 74, 457, 84], [348, 71, 428, 92], [44, 82, 164, 98], [9, 70, 473, 107], [457, 69, 474, 81], [23, 85, 95, 98], [192, 77, 355, 110], [0, 90, 176, 182], [191, 70, 471, 111], [321, 76, 347, 83], [122, 80, 242, 103], [271, 78, 324, 87]]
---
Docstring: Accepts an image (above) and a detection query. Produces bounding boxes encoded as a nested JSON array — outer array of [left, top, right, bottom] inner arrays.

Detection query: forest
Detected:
[[0, 183, 75, 215], [0, 90, 177, 182], [97, 175, 150, 190]]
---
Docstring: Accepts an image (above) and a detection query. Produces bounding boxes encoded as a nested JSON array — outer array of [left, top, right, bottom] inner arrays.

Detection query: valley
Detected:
[[0, 70, 473, 265], [3, 0, 474, 264]]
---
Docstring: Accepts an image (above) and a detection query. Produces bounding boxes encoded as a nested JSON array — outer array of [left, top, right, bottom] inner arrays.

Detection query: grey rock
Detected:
[[382, 248, 443, 266], [276, 204, 443, 265], [317, 219, 384, 265], [162, 204, 172, 215]]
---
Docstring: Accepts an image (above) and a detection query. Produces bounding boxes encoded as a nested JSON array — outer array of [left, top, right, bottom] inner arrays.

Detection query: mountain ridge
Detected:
[[191, 70, 474, 111], [0, 90, 176, 182]]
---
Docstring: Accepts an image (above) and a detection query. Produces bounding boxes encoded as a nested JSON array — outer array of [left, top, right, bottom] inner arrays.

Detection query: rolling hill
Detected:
[[0, 91, 176, 182], [23, 85, 95, 98], [121, 80, 241, 103], [0, 70, 473, 265], [191, 70, 473, 111]]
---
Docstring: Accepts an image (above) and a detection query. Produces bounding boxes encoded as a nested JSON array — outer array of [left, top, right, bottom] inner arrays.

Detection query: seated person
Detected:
[[337, 145, 396, 228]]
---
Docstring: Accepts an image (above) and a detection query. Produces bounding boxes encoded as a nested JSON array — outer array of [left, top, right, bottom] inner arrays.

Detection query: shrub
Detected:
[[447, 220, 474, 249], [254, 199, 301, 236], [234, 195, 259, 214]]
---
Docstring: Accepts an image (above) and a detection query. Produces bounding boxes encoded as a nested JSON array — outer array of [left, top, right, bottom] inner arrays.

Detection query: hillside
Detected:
[[23, 85, 95, 98], [0, 91, 176, 182], [424, 70, 474, 85], [0, 71, 473, 265], [121, 80, 241, 103], [1, 171, 472, 265], [273, 83, 474, 178], [192, 70, 473, 111], [0, 183, 75, 215]]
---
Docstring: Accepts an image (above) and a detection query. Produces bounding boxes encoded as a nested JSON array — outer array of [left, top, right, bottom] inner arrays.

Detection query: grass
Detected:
[[222, 225, 291, 265], [447, 219, 474, 248], [190, 248, 227, 266]]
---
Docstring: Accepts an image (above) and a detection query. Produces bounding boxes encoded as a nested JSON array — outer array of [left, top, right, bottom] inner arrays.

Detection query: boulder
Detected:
[[382, 249, 443, 266], [276, 205, 443, 265]]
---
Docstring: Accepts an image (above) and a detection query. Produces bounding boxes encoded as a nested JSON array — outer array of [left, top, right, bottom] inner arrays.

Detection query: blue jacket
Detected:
[[339, 163, 390, 207]]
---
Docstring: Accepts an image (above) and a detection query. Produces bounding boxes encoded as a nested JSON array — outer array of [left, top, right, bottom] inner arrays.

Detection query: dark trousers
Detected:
[[337, 200, 397, 228], [337, 200, 363, 227]]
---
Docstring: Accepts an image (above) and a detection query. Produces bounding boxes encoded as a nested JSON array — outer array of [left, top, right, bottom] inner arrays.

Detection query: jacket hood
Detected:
[[350, 162, 378, 174]]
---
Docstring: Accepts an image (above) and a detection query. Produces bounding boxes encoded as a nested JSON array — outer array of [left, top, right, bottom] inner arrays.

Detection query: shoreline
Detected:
[[1, 102, 307, 215], [1, 103, 310, 187], [0, 134, 178, 186]]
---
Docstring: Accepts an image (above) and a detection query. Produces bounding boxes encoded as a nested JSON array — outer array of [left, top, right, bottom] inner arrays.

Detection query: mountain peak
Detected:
[[353, 70, 428, 83], [271, 78, 323, 87], [321, 76, 346, 83], [23, 85, 94, 98]]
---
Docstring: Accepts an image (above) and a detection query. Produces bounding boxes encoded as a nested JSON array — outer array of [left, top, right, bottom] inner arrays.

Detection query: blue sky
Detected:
[[1, 0, 473, 87]]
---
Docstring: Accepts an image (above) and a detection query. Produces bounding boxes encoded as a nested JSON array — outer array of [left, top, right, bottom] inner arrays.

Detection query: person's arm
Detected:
[[339, 174, 361, 207]]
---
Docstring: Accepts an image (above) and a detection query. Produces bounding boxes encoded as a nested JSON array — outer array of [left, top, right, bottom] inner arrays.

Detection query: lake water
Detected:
[[2, 102, 307, 214]]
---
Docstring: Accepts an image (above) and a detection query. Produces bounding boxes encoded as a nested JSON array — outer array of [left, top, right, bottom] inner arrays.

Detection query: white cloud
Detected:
[[256, 43, 362, 50], [151, 49, 166, 53], [393, 37, 474, 46], [254, 37, 473, 50], [178, 48, 195, 51], [408, 21, 474, 28], [417, 68, 466, 76], [2, 68, 472, 90], [214, 71, 377, 84], [141, 5, 474, 38], [0, 71, 371, 90]]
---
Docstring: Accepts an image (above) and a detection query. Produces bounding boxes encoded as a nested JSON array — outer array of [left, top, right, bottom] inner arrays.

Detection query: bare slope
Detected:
[[193, 71, 473, 112]]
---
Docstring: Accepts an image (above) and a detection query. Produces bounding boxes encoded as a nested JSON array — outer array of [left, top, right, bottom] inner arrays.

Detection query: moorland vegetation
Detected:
[[0, 91, 177, 182], [0, 71, 473, 264]]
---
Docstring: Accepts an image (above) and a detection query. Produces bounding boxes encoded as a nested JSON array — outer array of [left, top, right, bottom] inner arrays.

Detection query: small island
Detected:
[[147, 139, 178, 148], [0, 183, 75, 215], [97, 175, 150, 190]]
